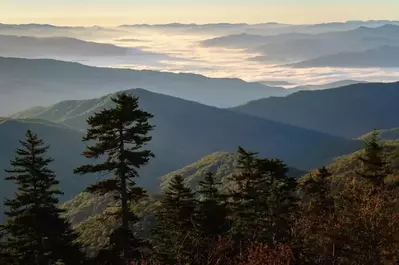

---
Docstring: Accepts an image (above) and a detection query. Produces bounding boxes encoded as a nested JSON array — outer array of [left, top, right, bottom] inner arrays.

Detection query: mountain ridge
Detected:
[[0, 56, 289, 115], [290, 45, 399, 68], [11, 87, 360, 172], [232, 82, 399, 138], [201, 24, 399, 64]]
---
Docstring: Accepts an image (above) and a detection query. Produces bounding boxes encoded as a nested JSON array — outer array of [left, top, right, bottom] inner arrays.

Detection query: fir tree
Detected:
[[297, 166, 337, 264], [259, 157, 297, 245], [228, 147, 297, 246], [74, 92, 154, 263], [196, 172, 229, 237], [152, 175, 196, 265], [93, 225, 147, 265], [357, 130, 389, 188], [0, 233, 13, 265], [0, 130, 84, 265], [228, 147, 265, 243], [300, 166, 334, 215], [194, 173, 229, 264]]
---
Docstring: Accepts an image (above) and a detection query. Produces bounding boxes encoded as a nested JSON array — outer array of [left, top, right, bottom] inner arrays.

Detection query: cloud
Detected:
[[102, 27, 399, 85], [6, 25, 398, 86]]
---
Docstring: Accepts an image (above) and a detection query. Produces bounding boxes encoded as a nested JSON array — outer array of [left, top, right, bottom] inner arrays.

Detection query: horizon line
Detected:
[[1, 19, 399, 28]]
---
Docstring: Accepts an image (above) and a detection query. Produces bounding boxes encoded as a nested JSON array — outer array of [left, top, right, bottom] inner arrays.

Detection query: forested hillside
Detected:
[[61, 132, 399, 264], [160, 152, 306, 190]]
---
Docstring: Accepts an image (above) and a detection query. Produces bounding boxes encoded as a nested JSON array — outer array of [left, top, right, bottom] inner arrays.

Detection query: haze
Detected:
[[1, 0, 399, 114], [2, 0, 399, 25]]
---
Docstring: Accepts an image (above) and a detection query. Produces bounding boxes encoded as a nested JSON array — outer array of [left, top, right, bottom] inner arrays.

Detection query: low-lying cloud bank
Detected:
[[1, 22, 399, 85]]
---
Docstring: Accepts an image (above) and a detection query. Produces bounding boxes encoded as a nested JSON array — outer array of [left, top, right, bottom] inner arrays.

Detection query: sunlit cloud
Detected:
[[96, 28, 399, 86], [3, 23, 397, 86]]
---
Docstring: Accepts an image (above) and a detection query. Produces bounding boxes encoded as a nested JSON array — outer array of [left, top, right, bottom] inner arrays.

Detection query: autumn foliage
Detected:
[[238, 243, 294, 265]]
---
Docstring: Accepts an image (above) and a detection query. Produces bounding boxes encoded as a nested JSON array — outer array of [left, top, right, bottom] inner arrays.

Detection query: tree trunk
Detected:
[[119, 128, 129, 263]]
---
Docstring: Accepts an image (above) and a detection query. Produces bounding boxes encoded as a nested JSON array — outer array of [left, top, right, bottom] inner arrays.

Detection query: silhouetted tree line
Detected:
[[0, 93, 398, 265]]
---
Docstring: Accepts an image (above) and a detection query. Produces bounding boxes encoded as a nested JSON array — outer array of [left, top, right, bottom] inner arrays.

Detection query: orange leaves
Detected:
[[238, 243, 294, 265]]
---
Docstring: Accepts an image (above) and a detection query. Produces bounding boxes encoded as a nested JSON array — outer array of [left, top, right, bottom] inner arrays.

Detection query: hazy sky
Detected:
[[1, 0, 399, 26]]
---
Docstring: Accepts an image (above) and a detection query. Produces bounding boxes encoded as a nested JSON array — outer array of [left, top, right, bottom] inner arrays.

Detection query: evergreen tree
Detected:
[[0, 130, 84, 265], [194, 173, 229, 264], [228, 147, 297, 246], [300, 166, 334, 215], [0, 232, 13, 265], [296, 167, 337, 264], [259, 157, 297, 245], [152, 175, 196, 265], [357, 130, 389, 188], [93, 225, 147, 265], [196, 172, 229, 237], [228, 147, 266, 243], [74, 92, 154, 263]]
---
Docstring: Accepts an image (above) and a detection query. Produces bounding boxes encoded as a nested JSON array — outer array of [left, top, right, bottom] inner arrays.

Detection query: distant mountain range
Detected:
[[0, 34, 143, 57], [289, 80, 367, 92], [0, 57, 290, 115], [202, 24, 399, 65], [2, 20, 399, 39], [233, 82, 399, 138], [3, 20, 399, 30], [0, 23, 125, 39], [121, 21, 399, 29], [0, 34, 167, 67], [260, 80, 296, 86], [290, 45, 399, 68], [118, 20, 399, 35]]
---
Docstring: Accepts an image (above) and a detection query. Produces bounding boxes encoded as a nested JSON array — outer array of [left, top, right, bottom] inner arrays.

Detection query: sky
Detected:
[[1, 0, 399, 26]]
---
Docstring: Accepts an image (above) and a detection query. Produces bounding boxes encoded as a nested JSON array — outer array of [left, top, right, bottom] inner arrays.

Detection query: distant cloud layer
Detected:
[[109, 26, 399, 85]]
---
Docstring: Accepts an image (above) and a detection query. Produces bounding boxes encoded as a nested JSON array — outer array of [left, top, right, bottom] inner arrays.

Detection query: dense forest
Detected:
[[1, 92, 398, 265]]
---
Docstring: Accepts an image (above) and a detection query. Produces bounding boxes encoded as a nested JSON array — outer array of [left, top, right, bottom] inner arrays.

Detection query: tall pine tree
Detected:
[[194, 173, 229, 264], [228, 147, 297, 246], [151, 175, 196, 265], [0, 130, 84, 265], [262, 157, 297, 246], [228, 147, 265, 243], [196, 172, 229, 238], [357, 130, 389, 188], [74, 92, 154, 263], [297, 166, 337, 264]]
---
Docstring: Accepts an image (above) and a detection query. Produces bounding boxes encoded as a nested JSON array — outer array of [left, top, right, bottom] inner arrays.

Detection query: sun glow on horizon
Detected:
[[1, 0, 399, 26]]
